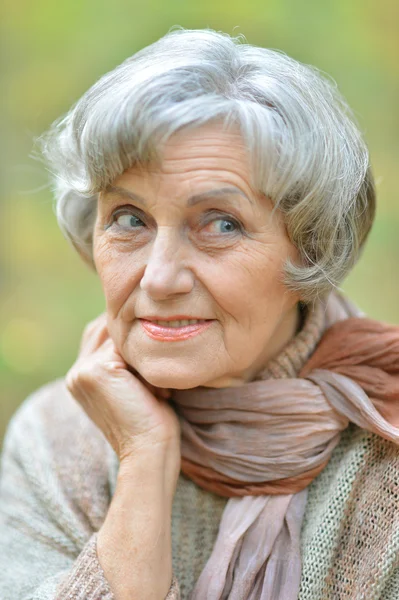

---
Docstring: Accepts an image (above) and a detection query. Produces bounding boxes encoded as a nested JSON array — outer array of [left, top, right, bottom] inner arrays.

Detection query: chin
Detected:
[[135, 363, 208, 390]]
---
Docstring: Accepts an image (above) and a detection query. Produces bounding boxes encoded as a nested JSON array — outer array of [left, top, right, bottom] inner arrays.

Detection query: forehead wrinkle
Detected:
[[103, 184, 254, 209], [104, 185, 147, 207], [187, 187, 254, 207]]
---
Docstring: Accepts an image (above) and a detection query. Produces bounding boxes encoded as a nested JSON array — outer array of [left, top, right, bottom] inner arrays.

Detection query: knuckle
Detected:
[[80, 313, 108, 349], [66, 359, 100, 394], [81, 322, 96, 343], [65, 369, 78, 394], [86, 312, 107, 330]]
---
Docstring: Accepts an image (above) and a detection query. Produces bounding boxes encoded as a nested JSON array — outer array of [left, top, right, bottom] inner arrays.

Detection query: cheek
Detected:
[[93, 239, 141, 311], [203, 245, 287, 324]]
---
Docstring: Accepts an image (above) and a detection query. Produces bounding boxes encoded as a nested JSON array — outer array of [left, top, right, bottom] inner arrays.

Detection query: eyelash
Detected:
[[110, 208, 244, 234]]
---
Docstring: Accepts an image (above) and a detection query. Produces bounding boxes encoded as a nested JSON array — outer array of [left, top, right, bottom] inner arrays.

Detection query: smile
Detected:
[[139, 319, 214, 341]]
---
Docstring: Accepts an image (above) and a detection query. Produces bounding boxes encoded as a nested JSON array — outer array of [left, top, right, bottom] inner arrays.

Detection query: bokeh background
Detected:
[[1, 0, 398, 446]]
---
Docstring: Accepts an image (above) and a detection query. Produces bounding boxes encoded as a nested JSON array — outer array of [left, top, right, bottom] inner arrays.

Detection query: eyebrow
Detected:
[[104, 184, 255, 208]]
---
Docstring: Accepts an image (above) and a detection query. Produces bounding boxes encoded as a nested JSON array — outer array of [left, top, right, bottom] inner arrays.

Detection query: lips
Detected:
[[144, 318, 207, 327], [139, 318, 213, 342], [139, 315, 209, 322]]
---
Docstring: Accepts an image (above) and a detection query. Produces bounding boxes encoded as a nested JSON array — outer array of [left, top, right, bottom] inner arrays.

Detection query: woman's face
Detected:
[[93, 123, 301, 390]]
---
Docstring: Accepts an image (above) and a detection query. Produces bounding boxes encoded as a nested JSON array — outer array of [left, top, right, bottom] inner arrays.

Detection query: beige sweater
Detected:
[[1, 296, 399, 599]]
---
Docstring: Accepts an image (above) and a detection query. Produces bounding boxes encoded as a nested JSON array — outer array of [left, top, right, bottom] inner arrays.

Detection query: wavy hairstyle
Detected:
[[38, 27, 375, 302]]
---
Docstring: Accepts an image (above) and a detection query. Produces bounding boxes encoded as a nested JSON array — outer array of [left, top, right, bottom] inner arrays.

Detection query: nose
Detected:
[[140, 228, 195, 300]]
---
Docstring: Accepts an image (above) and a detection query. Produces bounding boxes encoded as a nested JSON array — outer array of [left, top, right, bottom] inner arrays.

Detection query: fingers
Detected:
[[76, 314, 171, 399], [78, 312, 110, 358]]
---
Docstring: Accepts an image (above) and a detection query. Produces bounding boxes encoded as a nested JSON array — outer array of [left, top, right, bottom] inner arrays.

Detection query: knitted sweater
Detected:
[[1, 296, 399, 599]]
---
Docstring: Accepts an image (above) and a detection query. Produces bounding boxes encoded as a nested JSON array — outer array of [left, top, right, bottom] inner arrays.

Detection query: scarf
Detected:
[[170, 291, 399, 600]]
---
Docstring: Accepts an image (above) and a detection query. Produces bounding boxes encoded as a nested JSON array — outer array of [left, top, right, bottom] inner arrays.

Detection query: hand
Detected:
[[65, 313, 181, 464]]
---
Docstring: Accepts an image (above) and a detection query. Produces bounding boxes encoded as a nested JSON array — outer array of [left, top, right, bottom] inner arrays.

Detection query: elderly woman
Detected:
[[1, 27, 399, 600]]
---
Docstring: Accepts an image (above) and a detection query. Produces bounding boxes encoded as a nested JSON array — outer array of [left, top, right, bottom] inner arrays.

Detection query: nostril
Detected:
[[140, 261, 194, 298]]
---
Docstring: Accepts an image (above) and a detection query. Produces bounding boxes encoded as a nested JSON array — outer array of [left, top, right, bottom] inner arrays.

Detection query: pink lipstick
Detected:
[[139, 319, 213, 342]]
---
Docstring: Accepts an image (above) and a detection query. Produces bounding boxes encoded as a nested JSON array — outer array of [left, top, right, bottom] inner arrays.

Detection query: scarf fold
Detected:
[[171, 292, 399, 600]]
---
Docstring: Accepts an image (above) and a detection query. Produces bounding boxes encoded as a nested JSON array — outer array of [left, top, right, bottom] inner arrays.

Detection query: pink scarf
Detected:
[[171, 293, 399, 599]]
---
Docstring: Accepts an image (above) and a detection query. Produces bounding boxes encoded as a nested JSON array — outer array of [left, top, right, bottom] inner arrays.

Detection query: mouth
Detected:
[[139, 318, 214, 341]]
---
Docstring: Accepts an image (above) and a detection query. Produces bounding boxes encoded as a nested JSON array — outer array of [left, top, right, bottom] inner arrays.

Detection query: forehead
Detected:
[[156, 123, 250, 169], [110, 123, 255, 196]]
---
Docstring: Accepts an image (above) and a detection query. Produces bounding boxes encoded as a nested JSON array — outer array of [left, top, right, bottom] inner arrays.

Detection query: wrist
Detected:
[[118, 442, 181, 502], [98, 450, 177, 600]]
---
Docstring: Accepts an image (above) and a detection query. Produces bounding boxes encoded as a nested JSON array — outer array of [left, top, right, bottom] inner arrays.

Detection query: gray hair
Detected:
[[38, 27, 375, 302]]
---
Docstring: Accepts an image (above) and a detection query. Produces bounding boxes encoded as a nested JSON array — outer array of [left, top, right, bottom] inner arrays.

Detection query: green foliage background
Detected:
[[1, 0, 398, 444]]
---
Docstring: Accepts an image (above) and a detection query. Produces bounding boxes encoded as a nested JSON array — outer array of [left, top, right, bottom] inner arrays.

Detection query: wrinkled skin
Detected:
[[92, 123, 301, 391]]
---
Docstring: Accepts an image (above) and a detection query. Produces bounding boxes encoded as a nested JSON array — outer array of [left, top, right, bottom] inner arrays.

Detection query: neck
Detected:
[[240, 301, 304, 384], [202, 303, 324, 389]]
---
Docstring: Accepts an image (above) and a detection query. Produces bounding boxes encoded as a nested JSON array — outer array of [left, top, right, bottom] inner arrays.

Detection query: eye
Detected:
[[113, 211, 145, 230], [203, 216, 242, 235]]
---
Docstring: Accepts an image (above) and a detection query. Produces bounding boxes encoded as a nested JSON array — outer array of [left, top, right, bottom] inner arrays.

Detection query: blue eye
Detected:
[[114, 213, 145, 229], [204, 216, 241, 234], [109, 209, 243, 236], [217, 219, 238, 233]]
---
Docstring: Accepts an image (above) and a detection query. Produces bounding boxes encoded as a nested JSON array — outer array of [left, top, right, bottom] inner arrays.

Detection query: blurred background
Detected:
[[1, 0, 398, 446]]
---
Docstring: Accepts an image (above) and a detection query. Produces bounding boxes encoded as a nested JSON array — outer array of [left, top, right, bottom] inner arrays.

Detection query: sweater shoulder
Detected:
[[305, 423, 399, 513], [4, 376, 110, 459], [300, 424, 399, 599], [1, 378, 113, 533]]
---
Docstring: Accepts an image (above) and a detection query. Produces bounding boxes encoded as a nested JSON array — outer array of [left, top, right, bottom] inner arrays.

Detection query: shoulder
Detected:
[[4, 376, 107, 450], [3, 377, 112, 468], [300, 424, 399, 599], [306, 423, 399, 512], [1, 378, 114, 530]]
